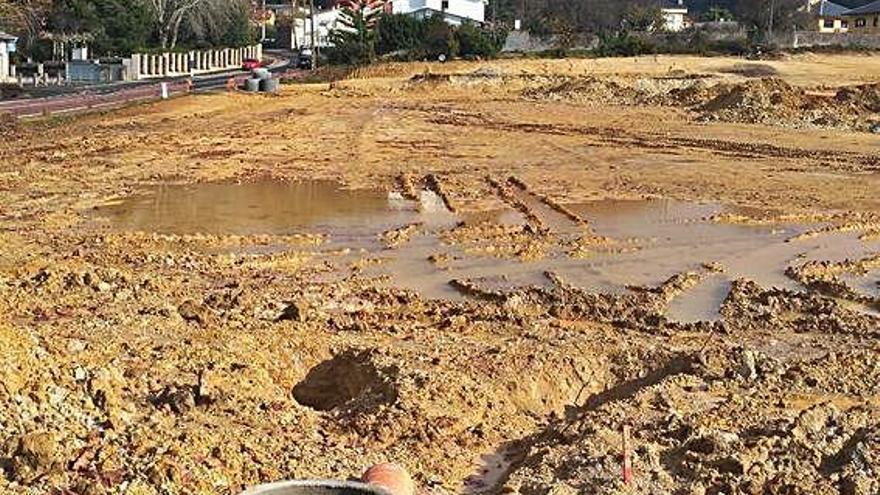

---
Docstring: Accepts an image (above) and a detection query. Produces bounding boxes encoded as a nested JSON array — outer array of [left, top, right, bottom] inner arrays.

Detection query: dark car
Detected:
[[296, 49, 313, 70]]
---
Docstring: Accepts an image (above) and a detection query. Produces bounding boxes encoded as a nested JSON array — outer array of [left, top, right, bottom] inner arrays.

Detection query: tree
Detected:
[[622, 4, 664, 31], [0, 0, 52, 57], [325, 0, 382, 64], [142, 0, 210, 48], [183, 0, 255, 48], [376, 13, 422, 56], [421, 13, 457, 59], [732, 0, 808, 42]]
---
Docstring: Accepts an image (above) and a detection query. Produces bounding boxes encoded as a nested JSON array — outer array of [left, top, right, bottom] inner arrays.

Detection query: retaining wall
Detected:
[[792, 31, 880, 48]]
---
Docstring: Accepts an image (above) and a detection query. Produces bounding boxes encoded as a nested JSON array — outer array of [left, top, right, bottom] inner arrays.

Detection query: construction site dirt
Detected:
[[1, 53, 879, 495]]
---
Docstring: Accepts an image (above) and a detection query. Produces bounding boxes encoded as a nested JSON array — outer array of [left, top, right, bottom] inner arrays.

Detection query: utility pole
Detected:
[[261, 0, 268, 41], [291, 0, 298, 50], [309, 0, 317, 69]]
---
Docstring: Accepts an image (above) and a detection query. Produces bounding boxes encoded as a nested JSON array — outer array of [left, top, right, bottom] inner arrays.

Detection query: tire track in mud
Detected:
[[425, 109, 880, 173], [485, 176, 590, 236]]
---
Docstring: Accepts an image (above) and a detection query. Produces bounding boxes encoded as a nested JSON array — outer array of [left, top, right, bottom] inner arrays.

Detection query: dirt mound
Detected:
[[697, 78, 816, 125], [718, 63, 780, 78], [522, 77, 641, 105], [835, 82, 880, 113]]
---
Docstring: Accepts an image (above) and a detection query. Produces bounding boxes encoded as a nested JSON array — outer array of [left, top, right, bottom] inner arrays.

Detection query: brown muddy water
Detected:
[[94, 180, 880, 322]]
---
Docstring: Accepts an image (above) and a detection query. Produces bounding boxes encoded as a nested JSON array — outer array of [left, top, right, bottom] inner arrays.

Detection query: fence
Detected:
[[131, 44, 262, 80]]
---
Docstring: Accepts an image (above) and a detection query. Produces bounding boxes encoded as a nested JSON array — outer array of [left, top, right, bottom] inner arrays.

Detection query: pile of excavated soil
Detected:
[[697, 78, 838, 127], [523, 75, 880, 132]]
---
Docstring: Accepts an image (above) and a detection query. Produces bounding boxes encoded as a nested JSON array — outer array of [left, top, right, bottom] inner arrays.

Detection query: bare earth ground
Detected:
[[1, 54, 880, 495]]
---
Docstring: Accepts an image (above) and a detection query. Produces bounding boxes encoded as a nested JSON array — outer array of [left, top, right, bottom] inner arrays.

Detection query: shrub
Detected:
[[456, 22, 499, 58], [595, 31, 656, 57], [421, 14, 458, 59], [377, 13, 424, 57]]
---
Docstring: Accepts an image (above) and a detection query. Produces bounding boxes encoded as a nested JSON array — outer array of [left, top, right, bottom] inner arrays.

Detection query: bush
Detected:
[[377, 14, 424, 57], [595, 31, 656, 57], [456, 22, 503, 58], [421, 15, 458, 59]]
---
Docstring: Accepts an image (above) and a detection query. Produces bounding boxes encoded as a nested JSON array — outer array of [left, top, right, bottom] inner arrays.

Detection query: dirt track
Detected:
[[1, 53, 879, 495]]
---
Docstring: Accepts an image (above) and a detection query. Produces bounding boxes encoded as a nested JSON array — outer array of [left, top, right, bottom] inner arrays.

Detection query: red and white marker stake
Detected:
[[622, 425, 633, 486]]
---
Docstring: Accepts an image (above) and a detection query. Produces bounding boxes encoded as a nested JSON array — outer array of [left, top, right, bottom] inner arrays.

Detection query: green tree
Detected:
[[420, 14, 457, 59], [326, 0, 382, 65], [376, 13, 422, 56], [455, 22, 499, 58]]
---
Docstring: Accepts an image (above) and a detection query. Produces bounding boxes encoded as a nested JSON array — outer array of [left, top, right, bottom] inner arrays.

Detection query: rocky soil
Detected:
[[1, 54, 879, 495]]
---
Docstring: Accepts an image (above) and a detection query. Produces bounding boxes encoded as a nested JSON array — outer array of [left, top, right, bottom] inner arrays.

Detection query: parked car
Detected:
[[242, 58, 262, 70], [296, 49, 312, 70]]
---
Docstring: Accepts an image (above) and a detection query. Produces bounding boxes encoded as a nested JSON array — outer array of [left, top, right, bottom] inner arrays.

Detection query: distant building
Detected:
[[842, 0, 880, 32], [659, 0, 689, 32], [810, 0, 851, 32], [389, 0, 485, 25], [285, 0, 485, 49], [0, 31, 17, 83]]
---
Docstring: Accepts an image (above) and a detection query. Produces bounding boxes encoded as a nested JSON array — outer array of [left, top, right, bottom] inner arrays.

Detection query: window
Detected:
[[842, 20, 849, 28], [874, 16, 878, 27], [441, 0, 448, 9], [823, 19, 834, 28], [855, 18, 866, 27]]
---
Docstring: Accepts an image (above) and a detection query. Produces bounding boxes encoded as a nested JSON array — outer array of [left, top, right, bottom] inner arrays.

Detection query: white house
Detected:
[[0, 31, 17, 83], [809, 0, 850, 32], [292, 8, 343, 48], [659, 0, 688, 32], [389, 0, 485, 25], [289, 0, 485, 48]]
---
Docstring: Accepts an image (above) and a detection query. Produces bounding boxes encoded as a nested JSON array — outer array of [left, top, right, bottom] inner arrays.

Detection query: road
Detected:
[[0, 51, 292, 119]]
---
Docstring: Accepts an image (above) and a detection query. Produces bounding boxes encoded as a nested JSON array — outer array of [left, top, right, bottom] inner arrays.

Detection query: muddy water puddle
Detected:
[[94, 180, 416, 236], [95, 181, 880, 322]]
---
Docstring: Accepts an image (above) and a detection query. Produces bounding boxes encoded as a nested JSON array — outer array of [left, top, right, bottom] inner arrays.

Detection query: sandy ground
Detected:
[[1, 53, 879, 495]]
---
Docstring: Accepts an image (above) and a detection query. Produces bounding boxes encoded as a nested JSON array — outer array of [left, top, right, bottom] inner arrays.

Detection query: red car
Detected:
[[242, 58, 262, 70]]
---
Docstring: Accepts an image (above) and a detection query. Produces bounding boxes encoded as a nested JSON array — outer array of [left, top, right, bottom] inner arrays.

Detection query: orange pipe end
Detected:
[[362, 463, 415, 495]]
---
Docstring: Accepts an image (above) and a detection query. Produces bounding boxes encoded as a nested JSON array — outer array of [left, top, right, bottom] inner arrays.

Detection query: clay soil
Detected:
[[1, 53, 880, 495]]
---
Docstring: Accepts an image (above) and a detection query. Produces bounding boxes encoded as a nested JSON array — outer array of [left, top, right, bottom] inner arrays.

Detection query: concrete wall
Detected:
[[0, 40, 11, 83], [793, 30, 880, 48], [131, 44, 262, 80]]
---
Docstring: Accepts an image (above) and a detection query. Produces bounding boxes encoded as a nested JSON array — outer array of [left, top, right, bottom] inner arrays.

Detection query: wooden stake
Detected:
[[622, 424, 633, 486]]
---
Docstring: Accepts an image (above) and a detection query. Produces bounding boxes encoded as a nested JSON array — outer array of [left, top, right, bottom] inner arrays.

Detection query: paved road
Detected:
[[0, 52, 292, 119]]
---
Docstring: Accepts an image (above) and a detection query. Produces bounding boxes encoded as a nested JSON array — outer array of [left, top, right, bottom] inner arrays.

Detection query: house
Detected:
[[0, 31, 17, 83], [388, 0, 485, 25], [812, 0, 851, 32], [659, 0, 689, 32], [288, 0, 485, 49], [841, 0, 880, 32]]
